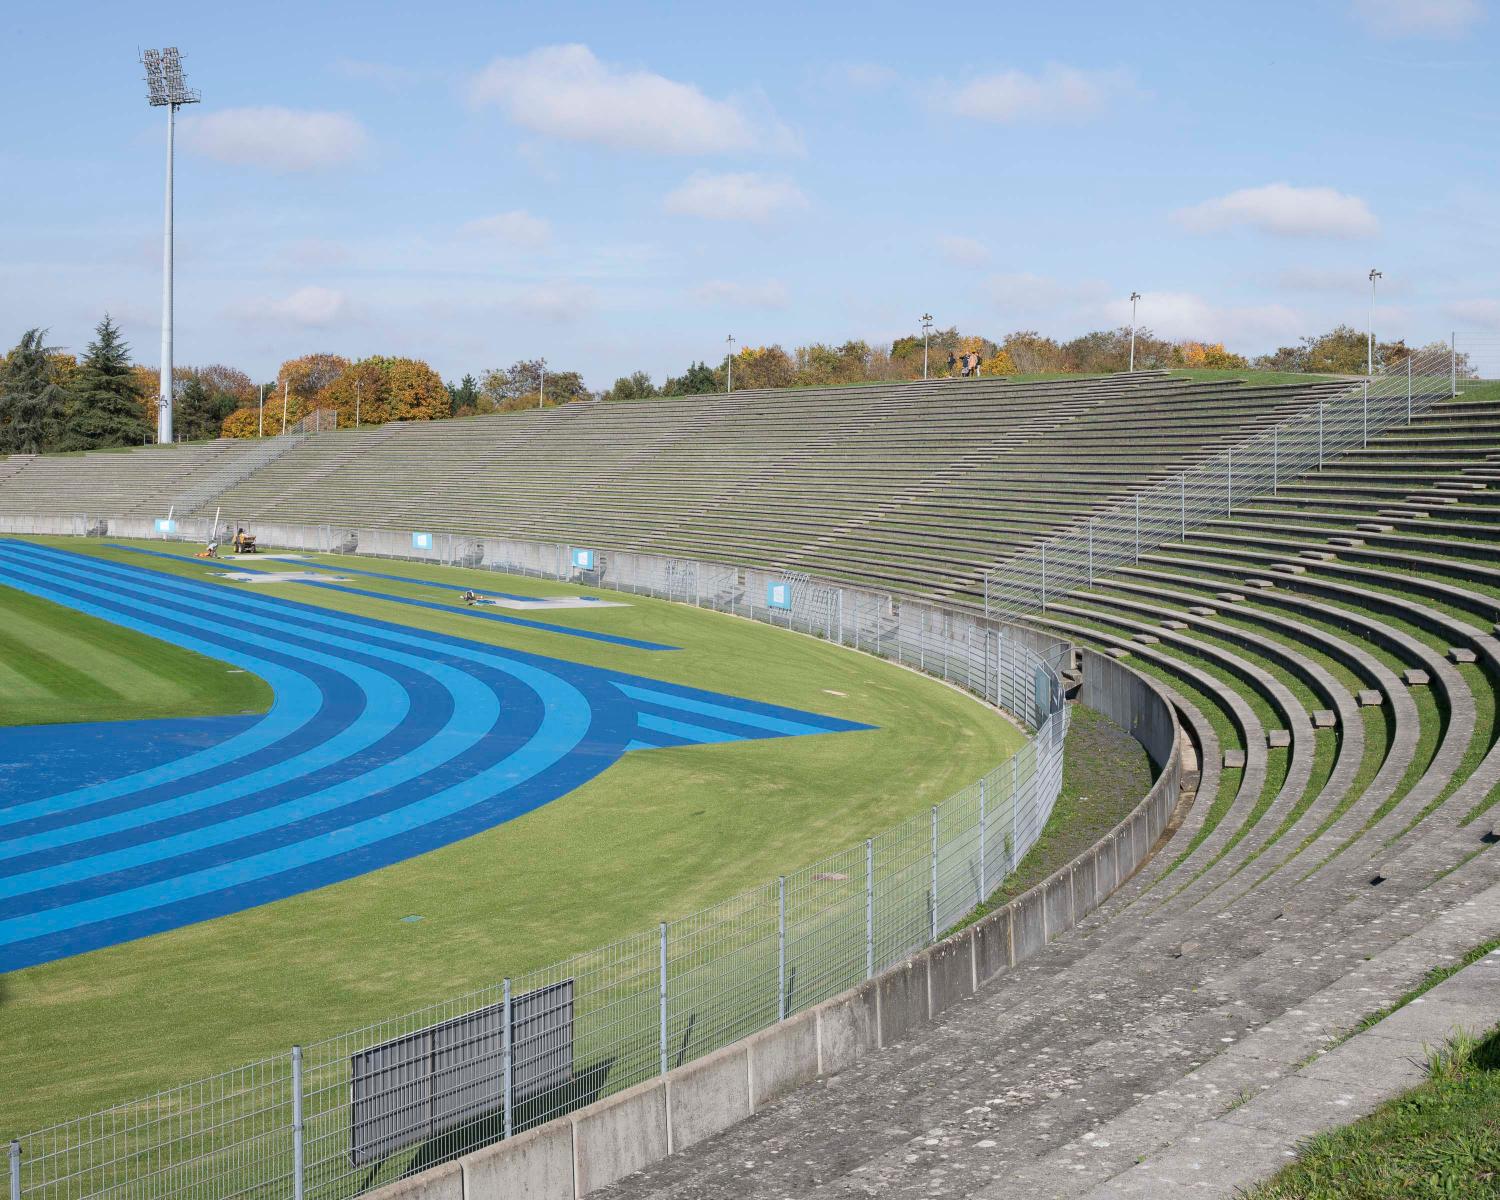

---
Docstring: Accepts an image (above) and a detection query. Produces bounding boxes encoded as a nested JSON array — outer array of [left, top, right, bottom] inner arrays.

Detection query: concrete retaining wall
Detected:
[[363, 647, 1181, 1200]]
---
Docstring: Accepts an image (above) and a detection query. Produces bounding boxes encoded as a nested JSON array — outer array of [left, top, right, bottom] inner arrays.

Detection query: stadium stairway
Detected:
[[4, 374, 1495, 1197], [575, 391, 1500, 1199]]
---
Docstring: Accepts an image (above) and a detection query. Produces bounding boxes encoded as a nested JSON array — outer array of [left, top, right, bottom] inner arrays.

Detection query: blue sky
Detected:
[[2, 0, 1496, 387]]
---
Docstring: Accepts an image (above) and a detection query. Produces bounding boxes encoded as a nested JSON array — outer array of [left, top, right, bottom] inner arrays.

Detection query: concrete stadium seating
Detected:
[[3, 371, 1496, 1197]]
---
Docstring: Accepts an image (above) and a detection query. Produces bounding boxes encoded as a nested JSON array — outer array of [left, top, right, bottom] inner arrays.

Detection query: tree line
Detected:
[[2, 319, 1459, 456]]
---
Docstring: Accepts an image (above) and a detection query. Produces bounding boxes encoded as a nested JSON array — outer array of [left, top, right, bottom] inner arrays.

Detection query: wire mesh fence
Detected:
[[5, 528, 1069, 1200], [981, 341, 1464, 619]]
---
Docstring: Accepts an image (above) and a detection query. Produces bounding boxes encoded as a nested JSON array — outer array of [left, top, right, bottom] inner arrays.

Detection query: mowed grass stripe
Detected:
[[0, 582, 271, 727]]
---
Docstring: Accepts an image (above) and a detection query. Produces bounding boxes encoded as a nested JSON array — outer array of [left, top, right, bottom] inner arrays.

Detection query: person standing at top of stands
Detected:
[[946, 352, 957, 375]]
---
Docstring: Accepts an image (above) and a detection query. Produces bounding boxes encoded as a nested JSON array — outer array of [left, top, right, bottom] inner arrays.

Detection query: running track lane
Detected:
[[0, 540, 872, 971]]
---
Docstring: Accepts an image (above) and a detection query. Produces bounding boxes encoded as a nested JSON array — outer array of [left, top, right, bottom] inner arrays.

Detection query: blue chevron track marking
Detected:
[[0, 540, 872, 971]]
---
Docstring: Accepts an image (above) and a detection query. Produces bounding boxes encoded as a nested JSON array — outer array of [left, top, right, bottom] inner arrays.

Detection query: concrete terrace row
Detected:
[[0, 372, 1349, 603], [579, 386, 1500, 1198], [1, 369, 1496, 1195]]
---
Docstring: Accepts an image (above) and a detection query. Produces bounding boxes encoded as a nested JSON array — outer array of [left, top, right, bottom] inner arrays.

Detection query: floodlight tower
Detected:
[[538, 358, 547, 409], [725, 334, 736, 392], [1367, 269, 1383, 376], [920, 313, 933, 380], [1128, 292, 1141, 372], [141, 47, 200, 445]]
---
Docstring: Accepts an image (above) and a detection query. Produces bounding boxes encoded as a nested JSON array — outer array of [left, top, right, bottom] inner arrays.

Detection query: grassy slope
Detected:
[[1245, 1024, 1500, 1199], [2, 538, 1023, 1131], [0, 584, 271, 726]]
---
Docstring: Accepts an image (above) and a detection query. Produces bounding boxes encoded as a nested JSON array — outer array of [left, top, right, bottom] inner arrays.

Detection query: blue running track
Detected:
[[0, 540, 871, 972]]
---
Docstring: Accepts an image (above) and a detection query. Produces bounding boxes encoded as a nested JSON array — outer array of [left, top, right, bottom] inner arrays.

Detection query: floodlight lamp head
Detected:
[[141, 46, 201, 107], [1130, 291, 1141, 302], [1369, 268, 1382, 282]]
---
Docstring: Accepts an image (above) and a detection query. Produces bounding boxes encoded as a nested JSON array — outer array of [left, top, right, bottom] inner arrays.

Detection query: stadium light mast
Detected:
[[1367, 269, 1382, 376], [538, 358, 546, 409], [1129, 292, 1141, 372], [920, 313, 933, 380], [141, 48, 200, 445], [725, 335, 735, 392]]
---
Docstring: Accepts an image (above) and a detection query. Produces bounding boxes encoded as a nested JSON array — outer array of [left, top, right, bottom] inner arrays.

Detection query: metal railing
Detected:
[[4, 525, 1069, 1200], [981, 342, 1463, 620]]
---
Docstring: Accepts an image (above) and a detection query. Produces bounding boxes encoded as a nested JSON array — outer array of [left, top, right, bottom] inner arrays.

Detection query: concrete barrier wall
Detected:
[[363, 647, 1181, 1200]]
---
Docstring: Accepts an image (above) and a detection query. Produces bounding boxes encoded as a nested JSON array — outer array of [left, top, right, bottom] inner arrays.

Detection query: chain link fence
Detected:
[[3, 522, 1069, 1200], [981, 341, 1464, 619]]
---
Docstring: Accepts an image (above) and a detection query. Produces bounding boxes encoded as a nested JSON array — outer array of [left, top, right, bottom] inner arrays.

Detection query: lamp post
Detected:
[[538, 358, 546, 409], [1367, 269, 1382, 376], [140, 48, 200, 446], [920, 313, 933, 380], [257, 383, 264, 438], [1129, 292, 1141, 372], [354, 379, 361, 429], [725, 335, 736, 393]]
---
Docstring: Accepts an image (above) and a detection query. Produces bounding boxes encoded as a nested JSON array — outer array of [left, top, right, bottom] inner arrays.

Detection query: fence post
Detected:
[[1039, 543, 1047, 611], [1318, 402, 1324, 469], [1010, 758, 1021, 871], [502, 978, 514, 1138], [930, 806, 940, 942], [1180, 475, 1186, 541], [291, 1046, 305, 1200], [1087, 519, 1094, 584], [658, 922, 669, 1076], [1362, 382, 1368, 447], [9, 1139, 19, 1200], [777, 876, 787, 1021], [865, 839, 875, 978], [1407, 355, 1413, 423], [1227, 449, 1233, 517], [978, 778, 988, 903], [1273, 426, 1279, 493], [1134, 493, 1140, 562]]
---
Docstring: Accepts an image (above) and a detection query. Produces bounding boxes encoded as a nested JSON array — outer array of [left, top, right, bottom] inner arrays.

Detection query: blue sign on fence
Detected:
[[571, 548, 595, 570], [766, 581, 792, 610], [154, 519, 177, 534], [412, 532, 433, 550]]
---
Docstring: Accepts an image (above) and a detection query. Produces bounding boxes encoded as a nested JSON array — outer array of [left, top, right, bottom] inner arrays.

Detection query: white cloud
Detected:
[[692, 279, 790, 309], [837, 62, 900, 90], [332, 58, 420, 89], [946, 64, 1133, 124], [664, 172, 808, 223], [459, 210, 552, 249], [1446, 298, 1500, 328], [281, 239, 352, 268], [1099, 290, 1304, 344], [470, 44, 790, 155], [1351, 0, 1483, 37], [180, 107, 370, 172], [986, 272, 1110, 307], [935, 235, 991, 265], [513, 281, 597, 322], [231, 286, 351, 326], [1173, 183, 1379, 239]]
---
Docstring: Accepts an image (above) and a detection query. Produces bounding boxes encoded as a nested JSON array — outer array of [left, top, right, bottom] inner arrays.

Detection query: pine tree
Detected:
[[62, 315, 150, 450], [0, 328, 68, 454]]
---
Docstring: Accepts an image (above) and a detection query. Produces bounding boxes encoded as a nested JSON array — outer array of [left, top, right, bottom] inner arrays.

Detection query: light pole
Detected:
[[141, 48, 200, 446], [920, 313, 933, 380], [1367, 269, 1382, 376], [257, 383, 264, 438], [726, 335, 736, 392], [538, 358, 547, 409], [355, 379, 361, 429], [1129, 292, 1141, 372]]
